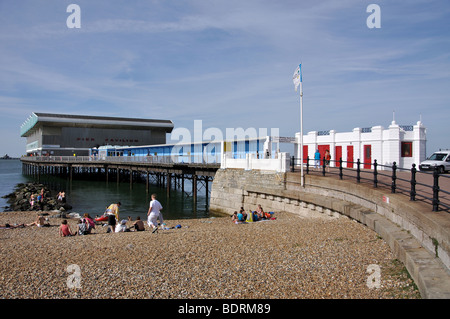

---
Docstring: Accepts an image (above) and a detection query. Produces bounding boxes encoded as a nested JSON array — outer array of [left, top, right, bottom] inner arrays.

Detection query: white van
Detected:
[[419, 150, 450, 173]]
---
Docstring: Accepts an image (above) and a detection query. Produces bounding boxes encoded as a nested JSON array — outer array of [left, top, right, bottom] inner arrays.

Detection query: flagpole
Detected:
[[300, 77, 304, 187], [293, 63, 304, 186]]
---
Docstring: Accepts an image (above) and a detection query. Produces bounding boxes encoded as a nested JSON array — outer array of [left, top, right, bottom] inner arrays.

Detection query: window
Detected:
[[401, 142, 412, 157]]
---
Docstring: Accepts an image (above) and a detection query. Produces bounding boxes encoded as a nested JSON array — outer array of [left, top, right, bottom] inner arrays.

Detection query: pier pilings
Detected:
[[20, 158, 218, 205]]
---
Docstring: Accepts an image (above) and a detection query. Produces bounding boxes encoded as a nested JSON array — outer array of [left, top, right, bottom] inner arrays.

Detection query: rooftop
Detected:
[[20, 112, 174, 137]]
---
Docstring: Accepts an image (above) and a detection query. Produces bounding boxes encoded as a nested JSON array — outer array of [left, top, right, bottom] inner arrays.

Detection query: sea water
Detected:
[[0, 159, 215, 220]]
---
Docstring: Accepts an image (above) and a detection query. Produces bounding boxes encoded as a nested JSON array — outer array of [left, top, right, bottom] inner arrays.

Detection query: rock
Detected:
[[2, 182, 71, 212]]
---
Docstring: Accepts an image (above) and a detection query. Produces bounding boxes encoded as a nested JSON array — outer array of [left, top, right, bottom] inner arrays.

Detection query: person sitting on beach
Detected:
[[241, 207, 248, 220], [82, 213, 95, 234], [252, 210, 259, 222], [59, 220, 73, 237], [231, 211, 239, 224], [75, 219, 88, 235], [256, 204, 265, 220], [115, 220, 128, 232], [246, 209, 255, 222], [27, 214, 49, 227], [132, 216, 145, 231], [237, 210, 246, 223]]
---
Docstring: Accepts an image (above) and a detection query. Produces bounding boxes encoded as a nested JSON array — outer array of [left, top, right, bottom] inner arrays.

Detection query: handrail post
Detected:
[[339, 157, 343, 180], [356, 159, 361, 183], [433, 166, 440, 212], [391, 161, 397, 193], [290, 156, 295, 172], [322, 156, 326, 176], [373, 159, 378, 188], [306, 156, 309, 174], [410, 164, 416, 201]]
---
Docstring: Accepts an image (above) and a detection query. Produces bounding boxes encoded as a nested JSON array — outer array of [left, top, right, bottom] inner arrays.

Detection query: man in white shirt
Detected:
[[147, 194, 163, 233]]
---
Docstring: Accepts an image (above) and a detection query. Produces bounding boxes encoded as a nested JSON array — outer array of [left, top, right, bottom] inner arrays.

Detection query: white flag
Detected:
[[292, 64, 302, 91]]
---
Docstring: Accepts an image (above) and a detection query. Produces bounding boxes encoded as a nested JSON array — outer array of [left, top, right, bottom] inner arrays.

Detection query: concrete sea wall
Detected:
[[210, 168, 450, 298]]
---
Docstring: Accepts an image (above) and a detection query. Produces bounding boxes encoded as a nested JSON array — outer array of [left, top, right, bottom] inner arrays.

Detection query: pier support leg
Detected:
[[205, 177, 209, 205], [130, 169, 133, 189], [193, 174, 197, 204], [166, 172, 171, 198], [182, 174, 185, 195]]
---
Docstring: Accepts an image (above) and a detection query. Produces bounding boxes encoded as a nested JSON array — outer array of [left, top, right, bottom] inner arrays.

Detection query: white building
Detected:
[[294, 120, 427, 170]]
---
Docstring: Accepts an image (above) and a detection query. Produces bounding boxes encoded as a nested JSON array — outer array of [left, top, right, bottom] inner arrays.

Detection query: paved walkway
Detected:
[[292, 165, 450, 213]]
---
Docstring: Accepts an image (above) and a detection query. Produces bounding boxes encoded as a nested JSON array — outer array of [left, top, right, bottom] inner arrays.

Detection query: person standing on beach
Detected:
[[147, 194, 163, 233], [105, 202, 121, 233]]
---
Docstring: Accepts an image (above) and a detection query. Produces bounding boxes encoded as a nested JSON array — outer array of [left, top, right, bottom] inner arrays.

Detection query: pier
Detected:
[[21, 156, 219, 203]]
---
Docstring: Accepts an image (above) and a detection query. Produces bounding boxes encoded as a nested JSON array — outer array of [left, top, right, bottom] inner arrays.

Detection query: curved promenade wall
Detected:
[[210, 168, 450, 299]]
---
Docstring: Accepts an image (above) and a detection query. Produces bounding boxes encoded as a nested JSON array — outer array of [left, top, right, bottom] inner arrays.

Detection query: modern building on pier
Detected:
[[295, 120, 427, 169], [20, 112, 174, 156], [92, 136, 271, 163]]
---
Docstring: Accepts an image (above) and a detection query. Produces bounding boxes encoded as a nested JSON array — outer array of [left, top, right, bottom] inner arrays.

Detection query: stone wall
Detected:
[[210, 168, 450, 298], [210, 168, 285, 215], [210, 168, 339, 219]]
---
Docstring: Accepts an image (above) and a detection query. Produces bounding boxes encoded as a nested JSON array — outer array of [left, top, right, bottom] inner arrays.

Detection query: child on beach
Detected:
[[132, 216, 145, 231], [231, 211, 239, 224], [82, 213, 95, 234], [237, 210, 247, 223], [256, 204, 265, 220], [75, 219, 88, 235], [115, 219, 128, 232], [29, 194, 35, 209], [59, 220, 73, 237]]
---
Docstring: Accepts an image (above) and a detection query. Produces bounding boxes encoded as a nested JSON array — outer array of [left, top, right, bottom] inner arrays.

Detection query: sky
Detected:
[[0, 0, 449, 157]]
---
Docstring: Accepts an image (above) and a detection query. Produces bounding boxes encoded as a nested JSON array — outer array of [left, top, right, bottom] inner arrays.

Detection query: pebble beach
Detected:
[[0, 210, 420, 299]]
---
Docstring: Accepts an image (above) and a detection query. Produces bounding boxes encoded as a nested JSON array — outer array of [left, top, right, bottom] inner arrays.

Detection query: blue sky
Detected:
[[0, 0, 449, 157]]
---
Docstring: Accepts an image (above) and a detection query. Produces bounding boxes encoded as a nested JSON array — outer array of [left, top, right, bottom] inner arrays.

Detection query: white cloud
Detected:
[[0, 0, 449, 156]]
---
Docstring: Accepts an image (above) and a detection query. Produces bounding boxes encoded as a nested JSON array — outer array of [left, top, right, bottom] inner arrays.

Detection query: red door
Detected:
[[303, 145, 308, 164], [335, 146, 342, 167], [318, 145, 330, 166], [364, 145, 372, 169], [347, 145, 354, 168]]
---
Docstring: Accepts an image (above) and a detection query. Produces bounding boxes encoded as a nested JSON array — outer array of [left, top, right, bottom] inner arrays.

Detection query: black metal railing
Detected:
[[290, 156, 450, 212]]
